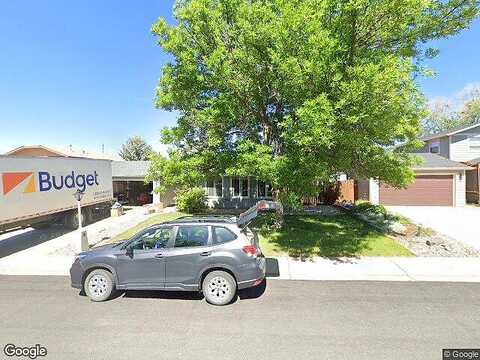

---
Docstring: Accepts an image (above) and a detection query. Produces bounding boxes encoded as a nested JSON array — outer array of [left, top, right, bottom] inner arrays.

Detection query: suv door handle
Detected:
[[200, 251, 211, 256], [154, 253, 164, 258]]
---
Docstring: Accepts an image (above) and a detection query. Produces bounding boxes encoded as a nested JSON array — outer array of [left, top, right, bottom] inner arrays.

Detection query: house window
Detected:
[[469, 137, 480, 151], [205, 178, 222, 197], [256, 180, 273, 198], [429, 141, 440, 154], [231, 177, 249, 197]]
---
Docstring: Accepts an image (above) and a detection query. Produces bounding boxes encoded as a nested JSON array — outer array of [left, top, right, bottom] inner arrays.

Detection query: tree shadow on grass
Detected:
[[260, 214, 382, 260]]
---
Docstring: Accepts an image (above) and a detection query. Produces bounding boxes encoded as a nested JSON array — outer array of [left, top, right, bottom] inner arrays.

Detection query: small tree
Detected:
[[423, 85, 480, 134], [119, 136, 153, 161]]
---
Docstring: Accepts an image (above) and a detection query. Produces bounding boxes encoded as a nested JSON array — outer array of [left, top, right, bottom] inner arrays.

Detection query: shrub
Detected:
[[279, 192, 302, 213], [175, 187, 207, 213], [353, 201, 387, 218], [253, 212, 278, 232]]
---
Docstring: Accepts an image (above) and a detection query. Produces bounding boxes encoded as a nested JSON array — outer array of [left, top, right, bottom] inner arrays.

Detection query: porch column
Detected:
[[152, 180, 161, 205], [369, 178, 380, 205]]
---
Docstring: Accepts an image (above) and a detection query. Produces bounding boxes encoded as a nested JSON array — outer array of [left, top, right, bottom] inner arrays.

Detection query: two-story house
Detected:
[[356, 124, 480, 207], [418, 123, 480, 203]]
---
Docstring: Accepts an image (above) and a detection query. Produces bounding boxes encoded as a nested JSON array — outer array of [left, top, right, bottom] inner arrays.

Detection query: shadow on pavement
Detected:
[[107, 279, 269, 303], [0, 225, 72, 258], [122, 290, 204, 301], [238, 279, 267, 300]]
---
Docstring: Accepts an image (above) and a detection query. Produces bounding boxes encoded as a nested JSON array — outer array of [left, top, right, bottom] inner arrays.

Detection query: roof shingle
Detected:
[[412, 153, 471, 170], [112, 161, 151, 179]]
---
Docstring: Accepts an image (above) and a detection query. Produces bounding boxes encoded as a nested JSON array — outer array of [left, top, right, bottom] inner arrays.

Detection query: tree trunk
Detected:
[[273, 189, 285, 229]]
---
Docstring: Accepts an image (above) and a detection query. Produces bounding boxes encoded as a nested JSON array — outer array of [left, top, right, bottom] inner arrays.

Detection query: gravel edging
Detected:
[[337, 204, 480, 257], [393, 232, 480, 257]]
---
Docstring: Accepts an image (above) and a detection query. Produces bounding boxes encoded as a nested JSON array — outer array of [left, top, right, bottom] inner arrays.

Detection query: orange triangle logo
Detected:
[[2, 172, 34, 195], [23, 174, 36, 193]]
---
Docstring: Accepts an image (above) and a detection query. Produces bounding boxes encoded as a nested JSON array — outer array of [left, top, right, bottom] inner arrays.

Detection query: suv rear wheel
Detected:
[[84, 269, 114, 302], [202, 270, 236, 306]]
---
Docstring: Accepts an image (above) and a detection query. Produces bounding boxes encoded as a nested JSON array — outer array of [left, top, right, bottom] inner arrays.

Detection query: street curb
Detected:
[[266, 256, 480, 283]]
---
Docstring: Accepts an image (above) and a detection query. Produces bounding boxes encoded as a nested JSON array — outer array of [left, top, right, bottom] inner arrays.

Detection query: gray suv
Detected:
[[70, 202, 278, 305]]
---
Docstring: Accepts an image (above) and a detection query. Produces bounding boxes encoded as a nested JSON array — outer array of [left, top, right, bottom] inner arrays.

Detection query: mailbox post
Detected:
[[73, 189, 88, 251]]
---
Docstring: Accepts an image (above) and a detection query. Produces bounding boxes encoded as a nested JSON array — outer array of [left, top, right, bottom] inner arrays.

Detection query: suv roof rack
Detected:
[[162, 216, 236, 225]]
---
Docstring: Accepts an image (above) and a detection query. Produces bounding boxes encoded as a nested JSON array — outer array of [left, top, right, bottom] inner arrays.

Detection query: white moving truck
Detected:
[[0, 156, 113, 232]]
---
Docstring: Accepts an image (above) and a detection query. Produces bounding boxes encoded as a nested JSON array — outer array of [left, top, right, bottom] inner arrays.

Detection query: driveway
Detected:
[[0, 207, 157, 275], [387, 206, 480, 251]]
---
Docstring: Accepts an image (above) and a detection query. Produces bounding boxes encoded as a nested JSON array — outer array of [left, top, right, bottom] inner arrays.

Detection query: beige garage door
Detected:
[[379, 175, 453, 206]]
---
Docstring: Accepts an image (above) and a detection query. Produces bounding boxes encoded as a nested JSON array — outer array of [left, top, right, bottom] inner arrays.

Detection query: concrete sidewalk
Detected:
[[2, 254, 480, 282], [274, 256, 480, 282]]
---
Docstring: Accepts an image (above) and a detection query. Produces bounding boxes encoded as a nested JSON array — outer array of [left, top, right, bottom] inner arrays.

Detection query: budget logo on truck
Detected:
[[2, 170, 100, 195]]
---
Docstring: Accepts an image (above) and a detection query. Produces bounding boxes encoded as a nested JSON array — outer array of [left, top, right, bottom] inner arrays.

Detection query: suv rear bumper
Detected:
[[237, 256, 266, 289]]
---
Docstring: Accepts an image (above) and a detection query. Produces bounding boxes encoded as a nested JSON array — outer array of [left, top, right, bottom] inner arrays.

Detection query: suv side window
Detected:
[[212, 226, 237, 245], [175, 225, 209, 248], [130, 227, 173, 250]]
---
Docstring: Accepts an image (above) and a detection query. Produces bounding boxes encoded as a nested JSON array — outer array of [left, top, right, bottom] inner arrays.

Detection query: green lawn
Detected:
[[257, 214, 413, 258], [106, 212, 186, 244], [102, 212, 412, 258]]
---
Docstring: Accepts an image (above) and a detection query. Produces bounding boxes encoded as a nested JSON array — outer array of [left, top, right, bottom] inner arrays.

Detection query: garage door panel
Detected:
[[380, 175, 453, 206]]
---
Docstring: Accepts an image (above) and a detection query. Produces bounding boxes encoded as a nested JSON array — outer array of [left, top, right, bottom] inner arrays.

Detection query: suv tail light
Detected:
[[242, 245, 257, 257]]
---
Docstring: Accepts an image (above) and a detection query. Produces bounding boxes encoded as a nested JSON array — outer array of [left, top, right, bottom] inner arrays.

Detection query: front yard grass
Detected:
[[105, 212, 186, 244], [102, 211, 412, 258], [257, 214, 413, 258]]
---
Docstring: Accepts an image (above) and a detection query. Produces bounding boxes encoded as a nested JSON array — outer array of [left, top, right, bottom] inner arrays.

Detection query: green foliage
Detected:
[[119, 136, 153, 161], [423, 86, 480, 134], [461, 98, 480, 125], [146, 151, 205, 194], [353, 201, 387, 218], [175, 187, 208, 213], [150, 0, 478, 193], [278, 192, 302, 213]]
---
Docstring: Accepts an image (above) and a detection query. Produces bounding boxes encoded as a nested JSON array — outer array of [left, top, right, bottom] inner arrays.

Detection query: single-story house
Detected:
[[111, 161, 176, 208], [112, 168, 273, 209], [112, 161, 154, 206], [5, 144, 122, 161], [357, 153, 472, 207], [203, 177, 273, 209]]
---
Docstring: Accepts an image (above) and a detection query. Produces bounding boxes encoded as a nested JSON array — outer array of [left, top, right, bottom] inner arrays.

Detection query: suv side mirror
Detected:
[[125, 245, 134, 258]]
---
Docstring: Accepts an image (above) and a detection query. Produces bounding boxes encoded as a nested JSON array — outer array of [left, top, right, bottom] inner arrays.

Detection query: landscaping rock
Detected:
[[344, 203, 479, 257], [389, 222, 407, 235], [394, 232, 479, 257]]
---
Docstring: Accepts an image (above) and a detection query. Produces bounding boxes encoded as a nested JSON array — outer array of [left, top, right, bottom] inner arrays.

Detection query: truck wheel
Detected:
[[31, 221, 52, 230], [63, 210, 83, 229], [202, 271, 236, 306], [84, 269, 115, 302], [82, 207, 93, 226]]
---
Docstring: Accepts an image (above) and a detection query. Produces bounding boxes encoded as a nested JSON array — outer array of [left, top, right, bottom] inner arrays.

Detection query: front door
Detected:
[[165, 225, 211, 290], [116, 226, 173, 288]]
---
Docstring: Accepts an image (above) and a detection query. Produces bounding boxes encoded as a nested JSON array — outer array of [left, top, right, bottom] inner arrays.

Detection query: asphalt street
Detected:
[[0, 276, 479, 360]]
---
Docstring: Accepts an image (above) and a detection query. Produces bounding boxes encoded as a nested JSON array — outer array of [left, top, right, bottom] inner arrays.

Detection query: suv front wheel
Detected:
[[202, 270, 236, 306], [84, 269, 114, 302]]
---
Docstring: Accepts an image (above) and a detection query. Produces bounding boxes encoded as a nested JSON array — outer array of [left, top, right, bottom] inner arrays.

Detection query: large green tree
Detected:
[[149, 0, 478, 197]]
